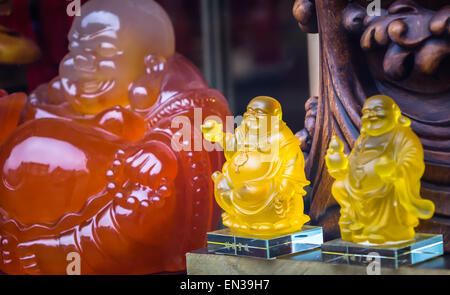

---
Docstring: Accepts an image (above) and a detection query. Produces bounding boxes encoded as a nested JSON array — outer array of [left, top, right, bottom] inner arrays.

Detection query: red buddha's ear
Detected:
[[0, 92, 27, 145], [143, 53, 167, 75], [128, 74, 162, 111], [128, 53, 167, 111]]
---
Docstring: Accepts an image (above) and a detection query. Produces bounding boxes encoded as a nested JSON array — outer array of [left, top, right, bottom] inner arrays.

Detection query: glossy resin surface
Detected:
[[325, 95, 434, 245], [0, 0, 231, 274], [202, 96, 310, 238]]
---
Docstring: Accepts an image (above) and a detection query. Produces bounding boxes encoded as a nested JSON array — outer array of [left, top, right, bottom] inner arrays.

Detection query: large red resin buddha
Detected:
[[0, 0, 230, 274]]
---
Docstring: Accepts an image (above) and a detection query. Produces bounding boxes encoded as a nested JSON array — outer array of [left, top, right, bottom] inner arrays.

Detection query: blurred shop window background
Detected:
[[228, 0, 310, 132], [0, 0, 311, 132]]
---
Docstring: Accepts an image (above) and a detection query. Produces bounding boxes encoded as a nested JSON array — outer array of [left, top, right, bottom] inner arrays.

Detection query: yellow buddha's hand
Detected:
[[201, 120, 223, 143], [277, 179, 296, 198], [374, 155, 398, 183], [325, 136, 348, 179]]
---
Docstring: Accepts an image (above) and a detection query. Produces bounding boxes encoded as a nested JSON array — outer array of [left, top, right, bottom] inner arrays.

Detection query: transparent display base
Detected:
[[321, 233, 444, 268], [207, 225, 323, 259]]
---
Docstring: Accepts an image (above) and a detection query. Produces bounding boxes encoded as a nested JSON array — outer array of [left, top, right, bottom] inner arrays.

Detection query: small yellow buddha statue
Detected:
[[325, 95, 435, 245], [202, 96, 310, 237]]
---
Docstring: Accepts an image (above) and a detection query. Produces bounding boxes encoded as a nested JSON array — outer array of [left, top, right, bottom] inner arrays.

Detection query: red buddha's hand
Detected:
[[89, 106, 147, 142], [0, 92, 27, 145], [113, 141, 179, 244], [122, 141, 178, 187], [16, 237, 64, 275], [0, 232, 19, 274]]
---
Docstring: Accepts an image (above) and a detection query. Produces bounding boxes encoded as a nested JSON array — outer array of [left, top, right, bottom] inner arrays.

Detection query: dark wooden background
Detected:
[[293, 0, 450, 251]]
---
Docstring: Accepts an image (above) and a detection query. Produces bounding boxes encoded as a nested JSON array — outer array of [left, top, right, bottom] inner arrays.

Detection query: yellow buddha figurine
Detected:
[[325, 95, 435, 245], [202, 96, 310, 237]]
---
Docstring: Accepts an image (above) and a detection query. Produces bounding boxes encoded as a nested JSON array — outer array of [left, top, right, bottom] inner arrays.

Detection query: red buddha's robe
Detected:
[[0, 54, 231, 274]]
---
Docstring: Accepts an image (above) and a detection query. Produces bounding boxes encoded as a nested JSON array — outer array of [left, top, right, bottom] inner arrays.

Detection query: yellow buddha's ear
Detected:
[[398, 115, 411, 127], [273, 107, 282, 120], [360, 126, 367, 136], [392, 103, 411, 127]]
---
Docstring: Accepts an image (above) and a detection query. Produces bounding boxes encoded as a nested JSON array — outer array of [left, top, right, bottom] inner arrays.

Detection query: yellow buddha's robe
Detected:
[[333, 125, 434, 243], [215, 122, 310, 235]]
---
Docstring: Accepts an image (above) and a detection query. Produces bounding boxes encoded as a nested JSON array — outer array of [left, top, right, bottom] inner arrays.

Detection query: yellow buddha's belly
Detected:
[[223, 151, 275, 209], [226, 151, 274, 181], [348, 153, 384, 193]]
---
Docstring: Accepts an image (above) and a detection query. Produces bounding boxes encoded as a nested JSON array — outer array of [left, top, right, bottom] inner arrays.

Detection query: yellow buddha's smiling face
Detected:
[[243, 96, 282, 133], [361, 96, 398, 137], [244, 107, 268, 132], [59, 0, 175, 114]]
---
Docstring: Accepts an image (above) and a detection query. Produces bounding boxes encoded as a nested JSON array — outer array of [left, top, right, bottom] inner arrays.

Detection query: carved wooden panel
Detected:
[[293, 0, 450, 251]]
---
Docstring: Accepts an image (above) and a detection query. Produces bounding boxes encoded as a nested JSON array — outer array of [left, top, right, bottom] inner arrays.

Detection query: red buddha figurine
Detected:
[[0, 0, 230, 274]]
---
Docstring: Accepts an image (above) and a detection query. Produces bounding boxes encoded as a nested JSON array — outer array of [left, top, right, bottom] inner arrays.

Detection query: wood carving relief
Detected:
[[293, 0, 450, 251]]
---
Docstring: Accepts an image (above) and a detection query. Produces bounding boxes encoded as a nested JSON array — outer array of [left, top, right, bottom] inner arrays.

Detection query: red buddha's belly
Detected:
[[0, 119, 121, 226]]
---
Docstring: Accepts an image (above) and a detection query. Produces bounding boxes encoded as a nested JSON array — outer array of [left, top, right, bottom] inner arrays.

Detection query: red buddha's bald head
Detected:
[[58, 0, 175, 114]]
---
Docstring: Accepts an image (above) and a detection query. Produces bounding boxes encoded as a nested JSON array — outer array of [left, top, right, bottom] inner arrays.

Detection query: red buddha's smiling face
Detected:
[[60, 11, 145, 114], [58, 0, 175, 115]]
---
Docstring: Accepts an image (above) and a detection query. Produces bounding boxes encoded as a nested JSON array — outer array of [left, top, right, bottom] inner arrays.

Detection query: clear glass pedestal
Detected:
[[321, 233, 444, 268], [207, 225, 323, 259]]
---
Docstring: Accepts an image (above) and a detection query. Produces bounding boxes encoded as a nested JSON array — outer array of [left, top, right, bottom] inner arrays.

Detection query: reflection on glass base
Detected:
[[207, 225, 323, 259], [321, 234, 444, 268]]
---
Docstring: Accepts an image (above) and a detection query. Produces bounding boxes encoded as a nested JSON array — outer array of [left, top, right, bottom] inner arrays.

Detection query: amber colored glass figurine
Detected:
[[0, 0, 230, 274], [325, 95, 435, 245], [202, 96, 310, 237]]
